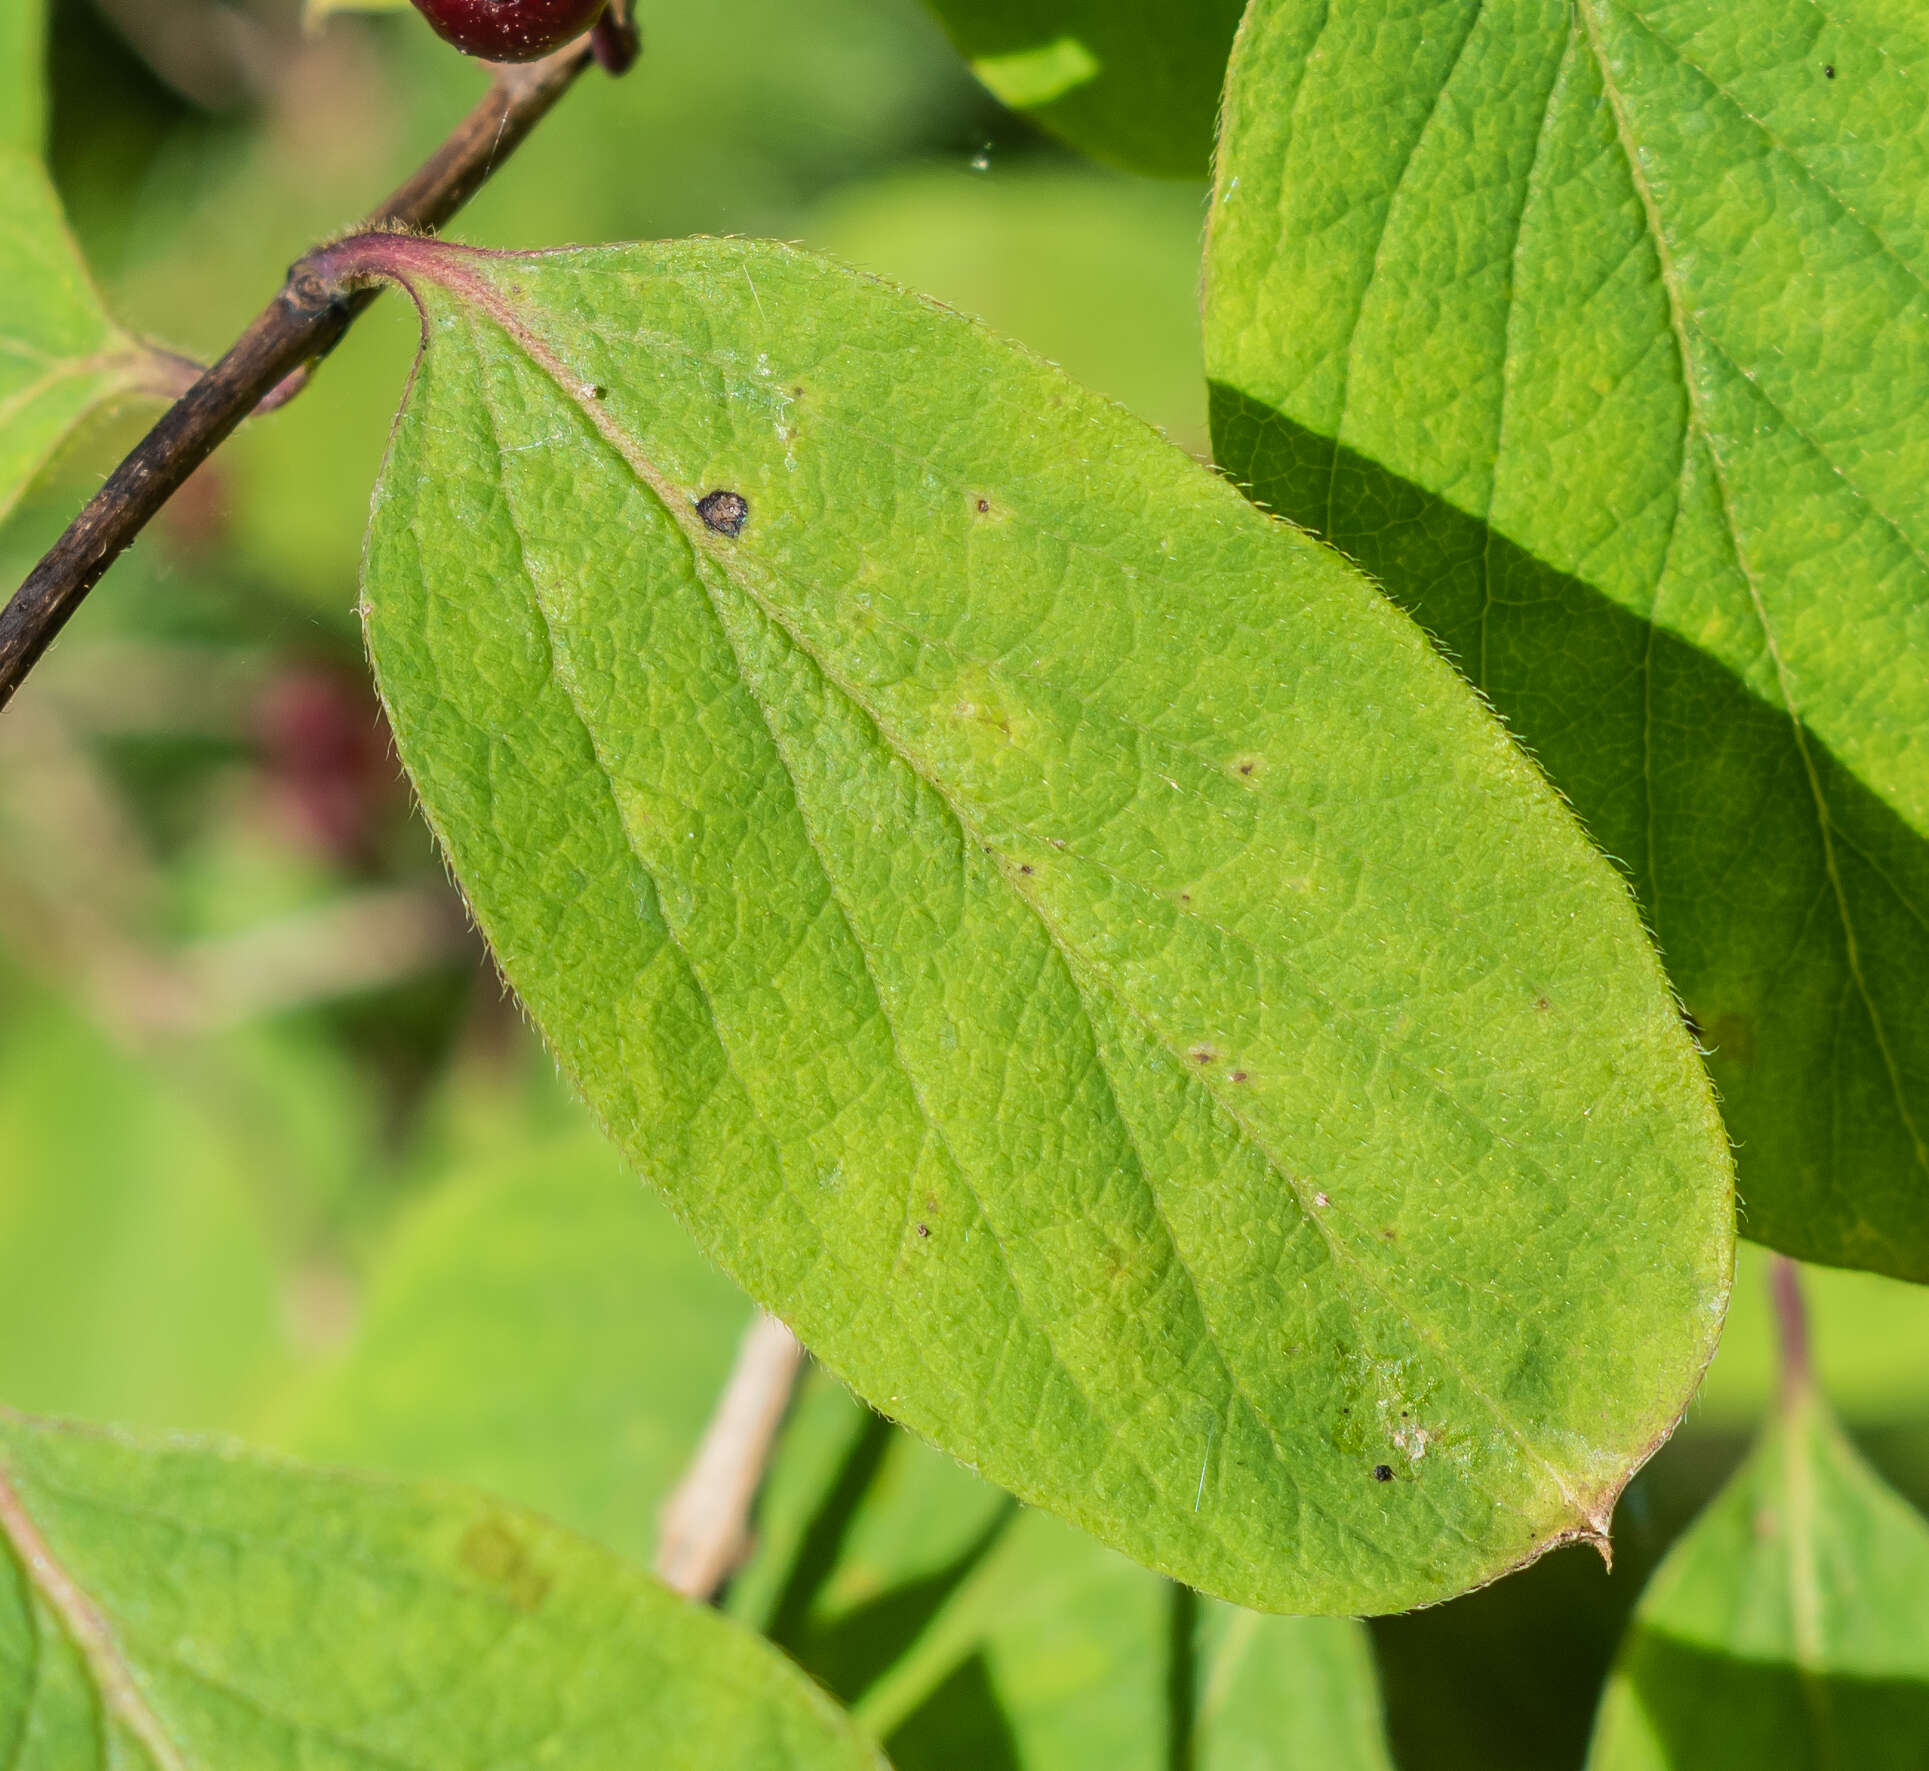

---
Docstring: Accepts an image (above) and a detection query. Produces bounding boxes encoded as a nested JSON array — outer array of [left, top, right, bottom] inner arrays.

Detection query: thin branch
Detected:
[[655, 1314, 806, 1602], [1770, 1255, 1812, 1398], [0, 27, 624, 715]]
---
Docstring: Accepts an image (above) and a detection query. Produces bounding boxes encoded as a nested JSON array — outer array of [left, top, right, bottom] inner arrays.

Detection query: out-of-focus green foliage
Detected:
[[283, 1130, 751, 1566], [1587, 1375, 1929, 1770], [0, 996, 290, 1431], [0, 150, 182, 524], [733, 1370, 1396, 1769], [1, 0, 45, 151], [807, 166, 1209, 450], [1696, 1245, 1929, 1429], [917, 0, 1246, 178]]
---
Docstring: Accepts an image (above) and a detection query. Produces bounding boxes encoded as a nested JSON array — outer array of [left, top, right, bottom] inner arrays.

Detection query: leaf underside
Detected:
[[1205, 0, 1929, 1277], [0, 1413, 883, 1771], [355, 232, 1732, 1614]]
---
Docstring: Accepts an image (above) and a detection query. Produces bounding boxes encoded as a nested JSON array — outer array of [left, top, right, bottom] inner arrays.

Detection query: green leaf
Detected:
[[0, 1412, 885, 1770], [1204, 0, 1929, 1277], [1197, 1601, 1397, 1771], [0, 1001, 291, 1434], [283, 1130, 753, 1566], [737, 1371, 1394, 1770], [351, 230, 1733, 1613], [1, 148, 184, 525], [1, 0, 47, 154], [918, 0, 1245, 177], [1585, 1376, 1929, 1768]]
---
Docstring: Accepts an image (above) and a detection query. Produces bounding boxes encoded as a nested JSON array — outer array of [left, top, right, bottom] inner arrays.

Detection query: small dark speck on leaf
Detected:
[[916, 1223, 931, 1239], [591, 386, 608, 401], [1373, 1464, 1394, 1483], [1019, 864, 1034, 875], [1535, 995, 1551, 1012], [1190, 1047, 1215, 1065], [696, 490, 750, 536], [459, 1519, 551, 1611], [1230, 1071, 1248, 1083], [1824, 63, 1836, 78], [976, 497, 992, 514]]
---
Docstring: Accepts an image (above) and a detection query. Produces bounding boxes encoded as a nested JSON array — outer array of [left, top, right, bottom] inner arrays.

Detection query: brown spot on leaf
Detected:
[[1190, 1046, 1216, 1065], [459, 1519, 552, 1612], [916, 1223, 931, 1239], [696, 490, 749, 536], [1230, 1071, 1248, 1083], [1373, 1464, 1394, 1483]]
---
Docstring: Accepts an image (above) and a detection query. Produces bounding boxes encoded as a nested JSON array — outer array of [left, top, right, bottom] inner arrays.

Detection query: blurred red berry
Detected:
[[409, 0, 608, 62]]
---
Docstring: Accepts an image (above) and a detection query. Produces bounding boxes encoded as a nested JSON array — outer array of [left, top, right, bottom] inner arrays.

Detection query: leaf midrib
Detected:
[[0, 1455, 186, 1771]]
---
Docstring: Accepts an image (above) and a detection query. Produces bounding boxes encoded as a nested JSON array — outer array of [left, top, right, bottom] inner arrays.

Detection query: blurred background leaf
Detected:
[[279, 1125, 753, 1567], [1586, 1342, 1929, 1770], [2, 0, 47, 151], [729, 1370, 1396, 1769], [915, 0, 1245, 179]]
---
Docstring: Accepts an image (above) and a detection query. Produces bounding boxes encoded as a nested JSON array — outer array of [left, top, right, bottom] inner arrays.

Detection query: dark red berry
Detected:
[[409, 0, 609, 62]]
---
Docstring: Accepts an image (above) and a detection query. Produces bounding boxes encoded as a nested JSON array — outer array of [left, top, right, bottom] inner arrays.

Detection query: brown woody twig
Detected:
[[0, 10, 638, 715], [654, 1314, 806, 1602]]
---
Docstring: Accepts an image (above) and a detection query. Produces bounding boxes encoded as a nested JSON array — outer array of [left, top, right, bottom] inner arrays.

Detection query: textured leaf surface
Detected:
[[1586, 1377, 1929, 1768], [350, 230, 1732, 1613], [0, 149, 178, 524], [1205, 0, 1929, 1276], [0, 1413, 884, 1771], [917, 0, 1244, 177], [285, 1131, 751, 1565]]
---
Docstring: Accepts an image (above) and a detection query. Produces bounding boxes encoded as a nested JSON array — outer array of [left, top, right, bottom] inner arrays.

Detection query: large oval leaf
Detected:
[[342, 231, 1732, 1613], [0, 1412, 883, 1770], [1204, 0, 1929, 1278]]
